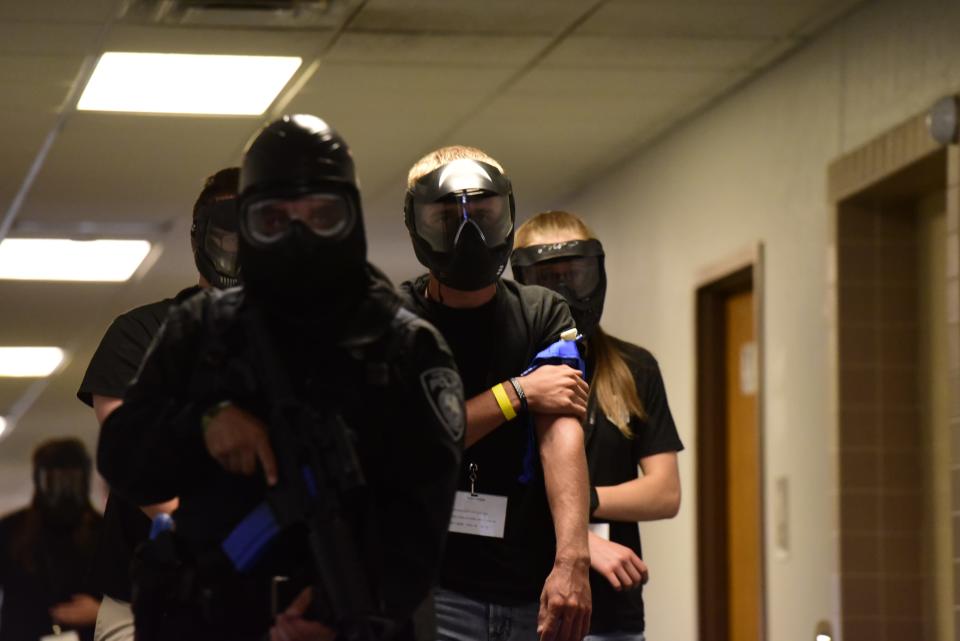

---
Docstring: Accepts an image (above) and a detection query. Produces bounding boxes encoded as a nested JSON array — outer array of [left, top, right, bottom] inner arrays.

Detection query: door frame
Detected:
[[695, 243, 767, 641]]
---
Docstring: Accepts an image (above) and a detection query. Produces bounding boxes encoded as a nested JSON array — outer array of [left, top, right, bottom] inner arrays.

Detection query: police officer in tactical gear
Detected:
[[97, 115, 463, 641]]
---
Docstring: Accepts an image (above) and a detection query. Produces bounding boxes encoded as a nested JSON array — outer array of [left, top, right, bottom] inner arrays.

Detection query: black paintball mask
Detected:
[[405, 159, 515, 291], [512, 239, 607, 339], [239, 115, 368, 315], [32, 439, 91, 529], [191, 196, 241, 289]]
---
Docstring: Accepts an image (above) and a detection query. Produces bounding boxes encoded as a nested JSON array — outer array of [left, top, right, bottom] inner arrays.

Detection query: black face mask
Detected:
[[239, 202, 368, 320], [430, 219, 510, 291], [511, 239, 607, 339], [405, 160, 515, 291], [192, 198, 241, 289], [33, 466, 89, 529]]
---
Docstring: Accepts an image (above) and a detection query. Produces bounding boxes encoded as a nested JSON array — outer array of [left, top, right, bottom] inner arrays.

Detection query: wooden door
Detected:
[[724, 291, 761, 641]]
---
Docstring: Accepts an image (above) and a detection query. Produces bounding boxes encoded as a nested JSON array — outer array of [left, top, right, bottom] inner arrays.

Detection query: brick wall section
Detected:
[[838, 202, 927, 641]]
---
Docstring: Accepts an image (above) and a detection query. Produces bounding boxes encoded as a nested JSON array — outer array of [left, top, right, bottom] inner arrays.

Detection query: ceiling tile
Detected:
[[0, 23, 104, 56], [543, 35, 785, 71], [326, 32, 549, 67], [102, 24, 334, 57], [289, 61, 520, 196], [18, 114, 254, 225], [352, 0, 587, 35], [0, 1, 119, 24], [507, 66, 736, 102], [578, 1, 840, 39]]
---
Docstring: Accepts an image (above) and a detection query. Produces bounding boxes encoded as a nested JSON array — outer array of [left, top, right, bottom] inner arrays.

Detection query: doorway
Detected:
[[831, 134, 956, 640], [696, 251, 765, 641]]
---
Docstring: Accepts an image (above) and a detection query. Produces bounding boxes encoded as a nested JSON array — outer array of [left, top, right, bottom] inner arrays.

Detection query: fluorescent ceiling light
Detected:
[[0, 238, 151, 282], [78, 52, 302, 115], [0, 347, 64, 377], [0, 417, 6, 436]]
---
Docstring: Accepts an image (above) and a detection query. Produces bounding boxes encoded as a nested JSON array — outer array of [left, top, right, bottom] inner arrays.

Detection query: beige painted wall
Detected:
[[559, 1, 960, 639]]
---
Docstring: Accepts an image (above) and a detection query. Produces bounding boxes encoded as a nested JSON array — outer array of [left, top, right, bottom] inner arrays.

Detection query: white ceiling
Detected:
[[0, 0, 867, 505]]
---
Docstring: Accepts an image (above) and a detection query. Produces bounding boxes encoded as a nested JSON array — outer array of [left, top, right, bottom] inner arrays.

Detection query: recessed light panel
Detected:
[[0, 238, 151, 282], [0, 347, 65, 377], [78, 52, 302, 115]]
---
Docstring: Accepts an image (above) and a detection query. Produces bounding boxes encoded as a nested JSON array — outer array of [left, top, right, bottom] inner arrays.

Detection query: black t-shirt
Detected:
[[584, 338, 684, 633], [0, 507, 102, 641], [400, 275, 576, 605], [96, 273, 463, 639], [76, 286, 200, 601]]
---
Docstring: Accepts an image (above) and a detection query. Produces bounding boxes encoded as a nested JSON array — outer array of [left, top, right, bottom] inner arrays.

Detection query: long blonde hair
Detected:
[[515, 211, 645, 437]]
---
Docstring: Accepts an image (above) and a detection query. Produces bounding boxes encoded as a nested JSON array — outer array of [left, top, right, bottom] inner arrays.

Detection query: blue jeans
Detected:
[[435, 587, 539, 641], [584, 633, 646, 641]]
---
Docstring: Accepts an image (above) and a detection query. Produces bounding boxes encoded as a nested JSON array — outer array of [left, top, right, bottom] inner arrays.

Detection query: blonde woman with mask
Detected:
[[512, 211, 684, 641]]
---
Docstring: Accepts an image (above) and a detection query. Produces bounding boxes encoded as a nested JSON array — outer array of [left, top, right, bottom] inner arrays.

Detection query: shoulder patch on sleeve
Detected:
[[420, 367, 465, 442]]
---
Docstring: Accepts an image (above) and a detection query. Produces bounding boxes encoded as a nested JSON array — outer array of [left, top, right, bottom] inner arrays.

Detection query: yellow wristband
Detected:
[[491, 383, 517, 421]]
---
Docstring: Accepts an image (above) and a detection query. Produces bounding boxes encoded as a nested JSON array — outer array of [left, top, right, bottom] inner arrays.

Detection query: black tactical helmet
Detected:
[[238, 115, 368, 308], [240, 114, 359, 206]]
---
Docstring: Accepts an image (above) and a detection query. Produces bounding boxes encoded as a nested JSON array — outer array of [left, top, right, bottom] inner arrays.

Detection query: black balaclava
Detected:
[[191, 184, 241, 289], [238, 114, 368, 320], [31, 438, 92, 530], [511, 239, 607, 339], [405, 159, 515, 291]]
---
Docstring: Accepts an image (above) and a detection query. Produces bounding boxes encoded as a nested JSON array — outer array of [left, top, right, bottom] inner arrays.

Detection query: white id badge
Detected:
[[40, 632, 80, 641], [589, 522, 610, 541], [449, 491, 508, 538]]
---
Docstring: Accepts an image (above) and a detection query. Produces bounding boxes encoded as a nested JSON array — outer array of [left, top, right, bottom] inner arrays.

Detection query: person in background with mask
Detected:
[[400, 147, 592, 641], [0, 438, 103, 641], [512, 211, 683, 641], [77, 167, 241, 641], [96, 115, 462, 641]]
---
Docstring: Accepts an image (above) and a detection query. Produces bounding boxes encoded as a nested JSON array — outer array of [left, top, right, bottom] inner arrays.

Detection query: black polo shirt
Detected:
[[76, 286, 200, 601], [401, 275, 575, 605], [584, 338, 684, 633]]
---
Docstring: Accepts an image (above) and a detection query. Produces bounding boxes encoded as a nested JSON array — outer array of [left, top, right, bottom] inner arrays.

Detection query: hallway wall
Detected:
[[560, 1, 960, 639]]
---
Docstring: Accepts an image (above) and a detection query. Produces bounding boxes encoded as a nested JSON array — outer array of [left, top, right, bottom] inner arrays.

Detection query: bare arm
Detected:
[[93, 393, 181, 517], [535, 412, 591, 641], [92, 394, 123, 426], [593, 452, 681, 522], [463, 366, 589, 448]]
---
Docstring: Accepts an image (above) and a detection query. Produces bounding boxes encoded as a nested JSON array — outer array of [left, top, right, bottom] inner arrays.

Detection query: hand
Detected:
[[49, 593, 100, 627], [270, 588, 336, 641], [538, 556, 591, 641], [588, 532, 648, 591], [520, 365, 590, 420], [203, 404, 278, 485]]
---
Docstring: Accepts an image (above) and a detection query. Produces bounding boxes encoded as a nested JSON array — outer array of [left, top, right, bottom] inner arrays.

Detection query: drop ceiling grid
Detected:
[[578, 1, 846, 38], [16, 115, 255, 225], [0, 0, 120, 25], [350, 0, 591, 35], [288, 61, 527, 199]]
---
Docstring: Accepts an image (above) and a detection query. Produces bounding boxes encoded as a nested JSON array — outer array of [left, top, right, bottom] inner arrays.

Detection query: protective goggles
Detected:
[[198, 198, 240, 277], [244, 193, 355, 245], [406, 159, 514, 252], [511, 239, 604, 299]]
